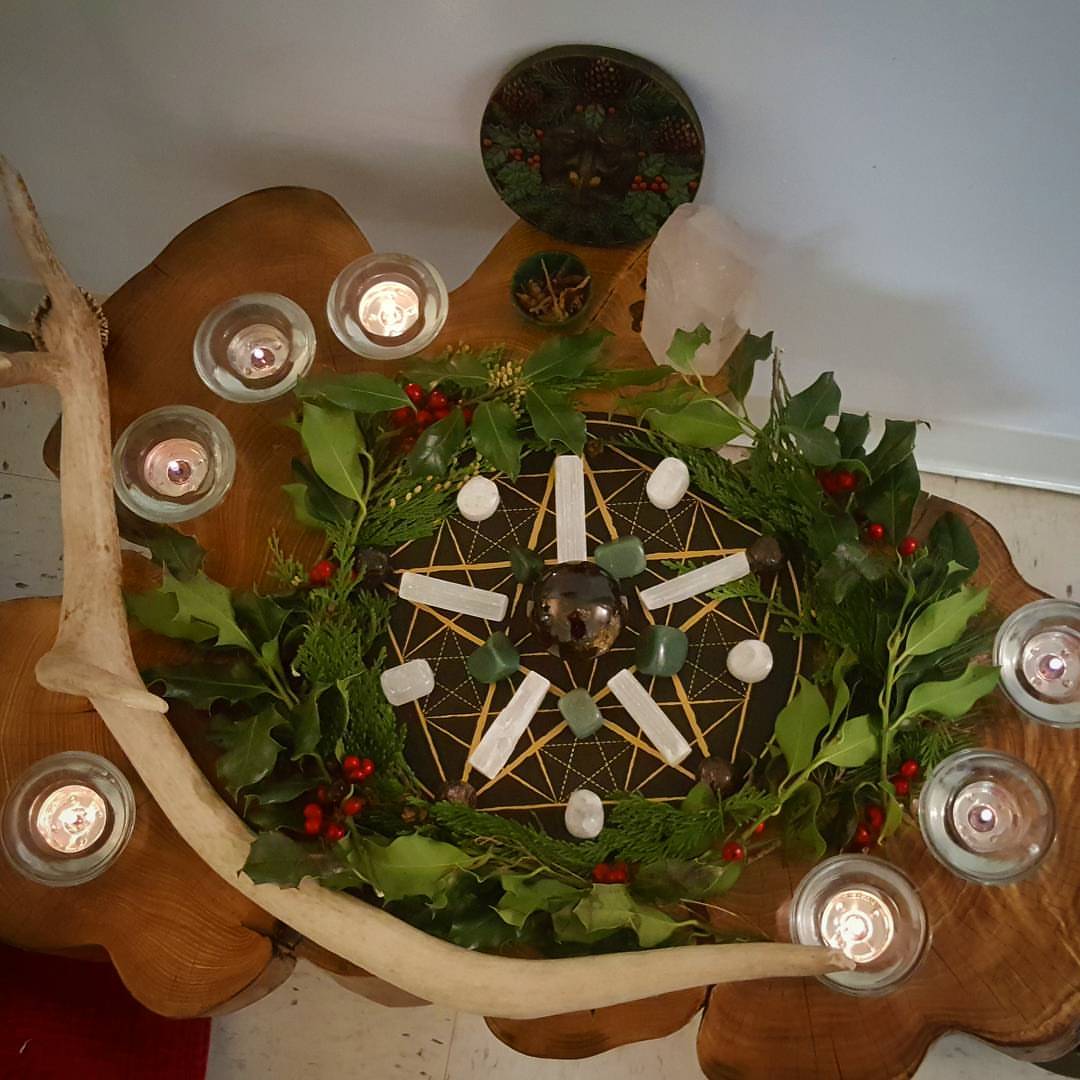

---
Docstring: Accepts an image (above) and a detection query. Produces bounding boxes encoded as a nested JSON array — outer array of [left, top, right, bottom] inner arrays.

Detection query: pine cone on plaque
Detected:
[[582, 56, 625, 100], [498, 76, 542, 116], [656, 115, 700, 154]]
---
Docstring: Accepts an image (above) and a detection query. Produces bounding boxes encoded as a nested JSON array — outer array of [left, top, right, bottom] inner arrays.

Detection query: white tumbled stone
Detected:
[[554, 454, 587, 563], [607, 668, 691, 766], [468, 671, 551, 780], [726, 639, 774, 684], [646, 457, 691, 511], [399, 571, 508, 621], [639, 551, 751, 611], [565, 788, 605, 839], [457, 475, 500, 522], [380, 659, 435, 706]]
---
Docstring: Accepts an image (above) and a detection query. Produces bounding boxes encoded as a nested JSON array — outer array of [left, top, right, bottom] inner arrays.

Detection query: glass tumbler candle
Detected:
[[994, 599, 1080, 728], [918, 748, 1055, 885], [327, 253, 448, 360], [194, 293, 316, 402], [1, 752, 135, 886], [789, 855, 929, 995], [113, 405, 235, 523]]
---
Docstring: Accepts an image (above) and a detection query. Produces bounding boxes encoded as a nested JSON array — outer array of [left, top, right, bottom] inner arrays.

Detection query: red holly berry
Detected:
[[400, 436, 417, 454], [432, 404, 451, 421], [391, 405, 413, 427], [461, 405, 474, 425], [899, 759, 920, 779], [865, 522, 887, 543], [341, 796, 364, 817], [324, 822, 347, 842], [315, 785, 330, 806], [304, 817, 322, 836], [816, 468, 842, 495], [404, 382, 425, 404], [753, 821, 766, 835], [608, 861, 630, 883], [342, 755, 361, 774], [893, 778, 910, 797], [308, 559, 336, 587], [415, 409, 434, 429], [303, 802, 323, 820], [592, 864, 611, 883], [722, 841, 746, 862], [358, 758, 375, 779], [853, 824, 873, 847], [898, 536, 919, 558], [865, 804, 885, 831], [834, 470, 857, 493]]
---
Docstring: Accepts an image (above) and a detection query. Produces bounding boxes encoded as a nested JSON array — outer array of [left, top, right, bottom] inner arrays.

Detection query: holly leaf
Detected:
[[471, 401, 522, 479], [666, 323, 711, 373], [901, 663, 1000, 720], [117, 512, 207, 581], [785, 372, 840, 429], [904, 584, 990, 657], [300, 402, 366, 502], [625, 190, 668, 236], [644, 398, 742, 448], [784, 424, 841, 467], [496, 160, 543, 202], [242, 833, 345, 888], [781, 783, 826, 862], [446, 350, 491, 388], [281, 483, 323, 530], [859, 455, 921, 541], [125, 589, 216, 643], [216, 708, 285, 796], [525, 386, 587, 454], [242, 774, 314, 814], [929, 512, 980, 574], [159, 567, 253, 652], [523, 329, 610, 383], [815, 541, 889, 603], [233, 591, 288, 647], [834, 412, 870, 459], [724, 330, 773, 403], [345, 834, 482, 903], [805, 513, 860, 562], [290, 459, 354, 527], [631, 859, 742, 904], [600, 366, 671, 388], [865, 419, 920, 480], [295, 372, 410, 414], [830, 649, 857, 722], [407, 407, 467, 477], [775, 676, 831, 774], [814, 714, 878, 768], [624, 382, 698, 415], [571, 885, 694, 948], [143, 659, 271, 708], [289, 691, 323, 762], [495, 874, 587, 928]]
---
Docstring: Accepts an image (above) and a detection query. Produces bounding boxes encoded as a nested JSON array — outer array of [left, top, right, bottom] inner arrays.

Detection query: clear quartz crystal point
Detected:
[[468, 671, 551, 779], [554, 455, 587, 563], [379, 659, 435, 706], [639, 552, 751, 611], [607, 668, 691, 765], [646, 457, 691, 510], [398, 572, 508, 621]]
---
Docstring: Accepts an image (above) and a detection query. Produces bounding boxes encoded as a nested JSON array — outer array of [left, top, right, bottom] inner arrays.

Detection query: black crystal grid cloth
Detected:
[[386, 418, 802, 832]]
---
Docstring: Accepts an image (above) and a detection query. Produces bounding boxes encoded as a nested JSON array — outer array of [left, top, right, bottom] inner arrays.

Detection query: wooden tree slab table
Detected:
[[2, 186, 1078, 1077]]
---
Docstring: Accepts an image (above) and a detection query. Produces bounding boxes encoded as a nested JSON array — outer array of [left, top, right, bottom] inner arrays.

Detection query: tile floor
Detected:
[[1, 385, 1074, 1076]]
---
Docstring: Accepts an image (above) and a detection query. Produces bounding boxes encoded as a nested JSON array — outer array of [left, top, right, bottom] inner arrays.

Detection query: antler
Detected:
[[0, 158, 847, 1017]]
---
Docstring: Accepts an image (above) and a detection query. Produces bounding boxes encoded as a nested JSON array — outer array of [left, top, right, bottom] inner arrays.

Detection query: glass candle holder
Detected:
[[918, 748, 1055, 885], [327, 253, 448, 360], [113, 405, 235, 523], [994, 599, 1080, 728], [194, 292, 316, 402], [789, 855, 928, 995], [1, 752, 136, 887]]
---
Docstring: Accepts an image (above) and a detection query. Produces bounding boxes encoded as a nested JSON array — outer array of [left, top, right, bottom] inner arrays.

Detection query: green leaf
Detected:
[[301, 402, 366, 501], [525, 386, 587, 454], [242, 833, 344, 888], [125, 589, 216, 643], [775, 676, 830, 774], [785, 372, 840, 429], [446, 350, 491, 387], [902, 663, 1000, 720], [233, 591, 288, 647], [806, 513, 860, 562], [859, 455, 921, 541], [815, 540, 889, 603], [781, 783, 826, 862], [571, 885, 693, 948], [880, 785, 903, 840], [523, 329, 610, 383], [929, 512, 980, 573], [245, 802, 304, 832], [624, 382, 698, 416], [680, 781, 718, 813], [117, 512, 207, 581], [666, 324, 711, 374], [289, 692, 323, 762], [282, 483, 323, 529], [471, 401, 522, 479], [644, 398, 742, 449], [601, 366, 672, 388], [159, 567, 253, 651], [830, 648, 857, 722], [290, 459, 354, 526], [904, 584, 990, 657], [834, 412, 870, 459], [296, 372, 410, 413], [814, 714, 878, 768], [216, 708, 285, 796], [784, 424, 841, 467], [346, 834, 481, 903], [495, 874, 587, 928], [143, 659, 271, 708], [243, 774, 313, 810], [631, 859, 742, 904], [724, 330, 773, 403], [407, 407, 467, 477], [865, 419, 919, 480]]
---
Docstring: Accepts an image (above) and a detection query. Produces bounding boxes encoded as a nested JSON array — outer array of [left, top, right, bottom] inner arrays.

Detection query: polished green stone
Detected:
[[635, 625, 689, 677], [467, 632, 520, 684], [558, 688, 603, 739], [594, 536, 646, 580], [508, 544, 544, 584]]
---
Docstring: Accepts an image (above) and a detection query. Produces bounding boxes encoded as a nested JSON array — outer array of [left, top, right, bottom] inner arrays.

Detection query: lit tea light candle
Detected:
[[143, 437, 209, 497], [225, 322, 291, 380], [949, 778, 1017, 850], [1020, 628, 1080, 702], [34, 783, 109, 855], [818, 887, 895, 965], [357, 279, 421, 341]]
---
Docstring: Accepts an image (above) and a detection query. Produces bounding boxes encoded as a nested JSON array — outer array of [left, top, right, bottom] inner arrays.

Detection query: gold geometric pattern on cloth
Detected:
[[385, 418, 803, 830]]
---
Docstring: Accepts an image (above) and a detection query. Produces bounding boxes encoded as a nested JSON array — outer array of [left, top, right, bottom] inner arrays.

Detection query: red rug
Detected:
[[0, 945, 210, 1079]]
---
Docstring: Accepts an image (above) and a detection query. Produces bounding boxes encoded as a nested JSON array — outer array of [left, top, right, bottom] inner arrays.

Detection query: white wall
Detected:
[[3, 0, 1079, 482]]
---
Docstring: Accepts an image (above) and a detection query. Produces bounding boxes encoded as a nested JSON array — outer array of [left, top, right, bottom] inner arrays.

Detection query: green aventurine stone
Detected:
[[558, 688, 603, 739], [467, 632, 520, 684], [508, 545, 544, 584], [594, 536, 646, 580], [635, 625, 689, 677]]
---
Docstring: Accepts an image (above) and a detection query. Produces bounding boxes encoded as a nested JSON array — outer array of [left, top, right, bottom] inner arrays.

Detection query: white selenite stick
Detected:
[[554, 455, 587, 563], [468, 671, 551, 779], [638, 551, 751, 611], [607, 668, 691, 766], [398, 572, 509, 621]]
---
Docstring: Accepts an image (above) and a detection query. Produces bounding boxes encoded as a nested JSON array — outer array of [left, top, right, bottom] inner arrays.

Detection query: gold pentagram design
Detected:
[[385, 417, 803, 834]]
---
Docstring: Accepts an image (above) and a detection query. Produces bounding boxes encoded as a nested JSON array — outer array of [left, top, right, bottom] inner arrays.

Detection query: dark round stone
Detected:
[[530, 562, 623, 660], [439, 781, 478, 808], [746, 535, 786, 575], [698, 756, 735, 794], [355, 547, 390, 587]]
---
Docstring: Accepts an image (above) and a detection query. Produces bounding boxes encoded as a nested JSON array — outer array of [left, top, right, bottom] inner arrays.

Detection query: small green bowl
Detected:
[[510, 251, 592, 328]]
